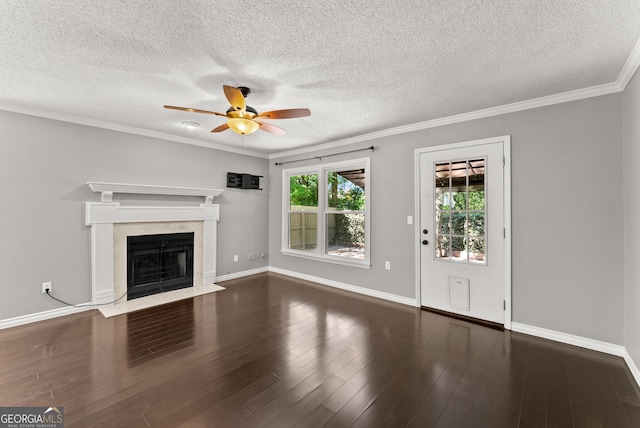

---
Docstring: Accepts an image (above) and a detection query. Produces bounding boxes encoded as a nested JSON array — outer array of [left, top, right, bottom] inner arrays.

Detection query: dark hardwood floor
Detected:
[[1, 272, 639, 427]]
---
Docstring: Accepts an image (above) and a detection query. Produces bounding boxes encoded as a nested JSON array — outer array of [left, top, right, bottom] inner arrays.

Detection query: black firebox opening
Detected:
[[127, 232, 194, 300]]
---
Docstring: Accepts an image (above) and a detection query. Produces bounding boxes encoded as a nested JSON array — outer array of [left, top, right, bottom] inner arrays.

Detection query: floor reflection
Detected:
[[126, 299, 195, 368], [2, 272, 638, 426]]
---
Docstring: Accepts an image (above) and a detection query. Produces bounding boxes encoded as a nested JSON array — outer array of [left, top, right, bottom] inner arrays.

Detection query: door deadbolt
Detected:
[[423, 229, 428, 234]]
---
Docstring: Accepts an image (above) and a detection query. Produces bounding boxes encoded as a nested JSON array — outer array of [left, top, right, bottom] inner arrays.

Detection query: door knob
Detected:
[[422, 240, 429, 245]]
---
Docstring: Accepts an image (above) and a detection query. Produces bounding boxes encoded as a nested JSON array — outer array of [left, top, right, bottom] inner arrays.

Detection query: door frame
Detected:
[[414, 135, 512, 329]]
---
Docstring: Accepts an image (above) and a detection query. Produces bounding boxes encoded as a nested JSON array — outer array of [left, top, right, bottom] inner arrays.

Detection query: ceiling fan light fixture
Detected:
[[164, 85, 310, 137], [227, 118, 259, 135]]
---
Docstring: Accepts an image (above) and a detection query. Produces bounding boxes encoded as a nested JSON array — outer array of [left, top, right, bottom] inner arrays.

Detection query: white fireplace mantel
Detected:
[[87, 182, 224, 204], [85, 182, 222, 305]]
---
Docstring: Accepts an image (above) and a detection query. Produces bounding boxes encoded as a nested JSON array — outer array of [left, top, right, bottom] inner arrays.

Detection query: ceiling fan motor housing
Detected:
[[237, 86, 251, 97]]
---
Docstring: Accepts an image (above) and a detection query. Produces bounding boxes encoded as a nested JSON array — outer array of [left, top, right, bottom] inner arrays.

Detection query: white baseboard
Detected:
[[95, 289, 115, 305], [511, 322, 640, 389], [1, 267, 270, 330], [215, 266, 269, 283], [268, 266, 417, 307], [204, 271, 216, 285], [623, 349, 640, 388], [511, 322, 625, 356], [0, 304, 93, 330]]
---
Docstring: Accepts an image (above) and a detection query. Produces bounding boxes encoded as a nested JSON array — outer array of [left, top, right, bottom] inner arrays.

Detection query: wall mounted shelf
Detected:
[[226, 173, 262, 190], [87, 182, 224, 204]]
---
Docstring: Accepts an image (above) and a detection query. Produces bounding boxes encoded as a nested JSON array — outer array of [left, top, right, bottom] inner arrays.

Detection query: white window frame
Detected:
[[281, 157, 371, 268]]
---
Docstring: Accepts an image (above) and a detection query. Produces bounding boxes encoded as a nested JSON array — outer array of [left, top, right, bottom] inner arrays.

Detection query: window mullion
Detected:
[[318, 167, 327, 256]]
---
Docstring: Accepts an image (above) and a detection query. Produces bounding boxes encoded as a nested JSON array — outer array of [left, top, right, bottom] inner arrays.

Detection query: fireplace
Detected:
[[127, 232, 194, 300], [85, 182, 222, 305]]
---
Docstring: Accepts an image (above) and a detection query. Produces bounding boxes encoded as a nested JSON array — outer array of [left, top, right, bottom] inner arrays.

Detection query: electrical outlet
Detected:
[[42, 281, 52, 294], [233, 255, 238, 262], [385, 261, 391, 270]]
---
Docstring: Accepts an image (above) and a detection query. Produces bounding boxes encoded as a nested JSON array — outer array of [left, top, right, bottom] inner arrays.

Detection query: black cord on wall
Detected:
[[45, 289, 128, 307]]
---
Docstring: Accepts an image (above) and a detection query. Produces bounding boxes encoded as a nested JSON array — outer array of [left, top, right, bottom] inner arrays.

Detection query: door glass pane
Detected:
[[435, 235, 450, 259], [468, 212, 485, 236], [433, 158, 487, 264], [435, 190, 450, 211], [437, 211, 450, 234], [468, 237, 485, 263], [468, 159, 485, 210], [435, 163, 451, 211], [451, 236, 465, 261], [450, 160, 467, 210], [451, 212, 466, 235]]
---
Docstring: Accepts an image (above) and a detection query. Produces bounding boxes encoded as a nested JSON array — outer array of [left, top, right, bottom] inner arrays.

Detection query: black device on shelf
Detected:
[[227, 172, 262, 190]]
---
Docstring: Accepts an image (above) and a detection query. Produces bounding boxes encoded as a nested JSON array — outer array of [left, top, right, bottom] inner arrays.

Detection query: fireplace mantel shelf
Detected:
[[87, 182, 224, 204]]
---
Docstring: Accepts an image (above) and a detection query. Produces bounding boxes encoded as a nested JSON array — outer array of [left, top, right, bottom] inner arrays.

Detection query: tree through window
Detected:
[[288, 173, 318, 251], [326, 169, 365, 259]]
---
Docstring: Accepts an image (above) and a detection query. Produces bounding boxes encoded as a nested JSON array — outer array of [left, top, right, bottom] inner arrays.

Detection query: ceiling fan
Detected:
[[164, 85, 311, 136]]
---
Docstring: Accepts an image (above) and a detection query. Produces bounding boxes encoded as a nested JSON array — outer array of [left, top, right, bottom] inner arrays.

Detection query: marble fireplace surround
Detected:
[[85, 182, 223, 305]]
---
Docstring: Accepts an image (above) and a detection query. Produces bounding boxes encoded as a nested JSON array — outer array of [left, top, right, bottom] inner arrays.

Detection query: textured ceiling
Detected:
[[1, 1, 639, 156]]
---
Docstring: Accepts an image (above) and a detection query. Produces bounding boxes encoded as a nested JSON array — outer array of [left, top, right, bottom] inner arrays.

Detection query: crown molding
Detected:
[[270, 81, 624, 160], [617, 37, 640, 90], [0, 102, 269, 159], [271, 37, 640, 160]]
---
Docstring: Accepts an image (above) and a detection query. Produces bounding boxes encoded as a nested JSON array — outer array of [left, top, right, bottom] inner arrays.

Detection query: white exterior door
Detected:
[[418, 137, 509, 325]]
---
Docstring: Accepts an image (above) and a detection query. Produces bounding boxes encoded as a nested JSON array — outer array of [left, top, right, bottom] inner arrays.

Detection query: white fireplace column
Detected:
[[85, 183, 223, 305]]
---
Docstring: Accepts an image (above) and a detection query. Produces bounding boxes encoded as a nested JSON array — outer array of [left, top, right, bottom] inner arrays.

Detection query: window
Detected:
[[434, 158, 486, 264], [288, 173, 318, 252], [283, 158, 370, 267]]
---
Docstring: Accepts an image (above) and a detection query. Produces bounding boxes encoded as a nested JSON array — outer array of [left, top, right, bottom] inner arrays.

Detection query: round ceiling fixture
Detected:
[[181, 121, 200, 129]]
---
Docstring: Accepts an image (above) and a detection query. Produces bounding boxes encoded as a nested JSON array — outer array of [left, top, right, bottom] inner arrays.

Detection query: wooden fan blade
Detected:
[[211, 123, 230, 133], [223, 85, 246, 113], [163, 105, 227, 116], [257, 108, 310, 119], [257, 121, 287, 136]]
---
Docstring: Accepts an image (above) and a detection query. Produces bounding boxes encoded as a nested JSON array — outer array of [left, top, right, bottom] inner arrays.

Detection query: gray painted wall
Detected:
[[0, 90, 631, 350], [269, 94, 624, 345], [624, 69, 640, 369], [0, 110, 269, 320]]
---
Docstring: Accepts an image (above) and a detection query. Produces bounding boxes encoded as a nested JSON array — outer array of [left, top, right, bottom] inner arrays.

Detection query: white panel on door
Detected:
[[449, 276, 470, 310]]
